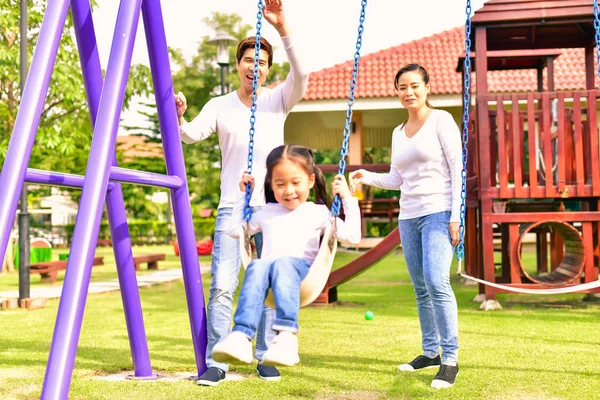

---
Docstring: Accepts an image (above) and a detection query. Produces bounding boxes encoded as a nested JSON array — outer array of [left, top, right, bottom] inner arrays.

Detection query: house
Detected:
[[115, 134, 164, 161], [284, 25, 596, 167]]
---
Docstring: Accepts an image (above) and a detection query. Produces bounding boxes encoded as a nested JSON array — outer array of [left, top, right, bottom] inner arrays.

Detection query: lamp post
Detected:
[[18, 0, 30, 305], [208, 32, 237, 95]]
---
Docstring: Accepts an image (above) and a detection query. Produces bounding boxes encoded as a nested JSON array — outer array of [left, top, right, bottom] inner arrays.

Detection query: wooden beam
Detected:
[[475, 27, 491, 193], [486, 212, 600, 223], [348, 111, 364, 166], [585, 42, 595, 90], [536, 67, 543, 92], [475, 27, 489, 95], [547, 56, 555, 92]]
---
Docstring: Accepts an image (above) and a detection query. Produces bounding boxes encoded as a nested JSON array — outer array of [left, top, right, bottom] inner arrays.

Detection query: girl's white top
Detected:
[[228, 195, 362, 263], [179, 35, 309, 209], [361, 109, 463, 222]]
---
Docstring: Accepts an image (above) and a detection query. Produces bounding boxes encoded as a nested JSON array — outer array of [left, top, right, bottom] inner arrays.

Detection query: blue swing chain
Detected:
[[243, 0, 265, 223], [331, 0, 368, 218], [456, 0, 472, 272], [595, 0, 600, 80], [244, 0, 367, 221]]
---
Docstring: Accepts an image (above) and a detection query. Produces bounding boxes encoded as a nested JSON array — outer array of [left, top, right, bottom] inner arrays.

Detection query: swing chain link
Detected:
[[332, 0, 368, 218], [244, 0, 265, 222], [595, 0, 600, 80], [456, 0, 472, 267]]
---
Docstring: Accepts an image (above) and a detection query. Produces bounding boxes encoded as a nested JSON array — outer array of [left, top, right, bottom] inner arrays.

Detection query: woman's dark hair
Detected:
[[236, 36, 274, 68], [394, 63, 434, 109], [264, 145, 328, 206]]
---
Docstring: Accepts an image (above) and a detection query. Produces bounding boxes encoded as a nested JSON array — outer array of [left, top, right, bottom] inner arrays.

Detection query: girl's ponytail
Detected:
[[264, 177, 276, 203], [312, 166, 329, 206]]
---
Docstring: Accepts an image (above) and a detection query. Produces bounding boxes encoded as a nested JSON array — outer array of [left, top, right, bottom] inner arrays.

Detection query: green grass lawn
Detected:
[[0, 245, 211, 292], [0, 248, 599, 399]]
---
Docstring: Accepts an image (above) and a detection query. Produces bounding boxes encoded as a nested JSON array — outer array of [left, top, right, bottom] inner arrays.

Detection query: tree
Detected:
[[1, 1, 88, 169], [0, 1, 152, 206]]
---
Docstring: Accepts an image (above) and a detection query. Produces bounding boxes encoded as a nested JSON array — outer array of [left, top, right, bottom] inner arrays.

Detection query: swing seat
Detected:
[[239, 219, 338, 308]]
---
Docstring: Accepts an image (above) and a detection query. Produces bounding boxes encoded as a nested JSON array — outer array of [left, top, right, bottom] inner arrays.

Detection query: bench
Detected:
[[97, 239, 112, 247], [133, 254, 165, 271], [30, 256, 105, 283], [359, 198, 400, 229]]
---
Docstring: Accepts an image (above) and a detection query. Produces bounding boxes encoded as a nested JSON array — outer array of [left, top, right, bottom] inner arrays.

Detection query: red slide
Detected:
[[315, 227, 401, 304]]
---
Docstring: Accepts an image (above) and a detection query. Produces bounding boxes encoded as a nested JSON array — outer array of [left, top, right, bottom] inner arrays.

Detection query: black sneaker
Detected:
[[197, 367, 226, 386], [256, 362, 281, 381], [431, 363, 459, 389], [397, 354, 441, 372]]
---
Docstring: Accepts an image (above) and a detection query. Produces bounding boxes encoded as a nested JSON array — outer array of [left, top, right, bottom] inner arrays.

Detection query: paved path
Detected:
[[0, 263, 211, 300]]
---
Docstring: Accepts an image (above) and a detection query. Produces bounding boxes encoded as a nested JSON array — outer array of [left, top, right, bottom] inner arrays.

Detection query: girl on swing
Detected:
[[212, 144, 361, 367]]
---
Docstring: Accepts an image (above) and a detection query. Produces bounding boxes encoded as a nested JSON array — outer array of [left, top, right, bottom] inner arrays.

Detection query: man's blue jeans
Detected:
[[232, 256, 311, 338], [398, 211, 459, 363], [206, 207, 276, 371]]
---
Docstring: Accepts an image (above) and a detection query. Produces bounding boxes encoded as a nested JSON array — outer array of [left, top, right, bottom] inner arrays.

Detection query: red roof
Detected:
[[303, 26, 596, 101], [116, 135, 163, 161]]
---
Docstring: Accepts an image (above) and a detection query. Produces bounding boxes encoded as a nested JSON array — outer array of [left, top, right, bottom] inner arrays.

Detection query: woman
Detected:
[[350, 63, 461, 389], [175, 0, 309, 387]]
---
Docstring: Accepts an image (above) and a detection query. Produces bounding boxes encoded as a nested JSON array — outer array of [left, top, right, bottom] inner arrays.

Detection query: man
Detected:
[[176, 0, 308, 386]]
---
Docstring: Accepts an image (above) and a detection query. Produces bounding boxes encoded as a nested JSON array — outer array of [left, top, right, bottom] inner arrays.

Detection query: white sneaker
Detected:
[[261, 331, 300, 367], [212, 331, 253, 364]]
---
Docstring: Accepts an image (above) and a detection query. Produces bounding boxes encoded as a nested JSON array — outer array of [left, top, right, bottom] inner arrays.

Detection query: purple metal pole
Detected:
[[41, 1, 143, 398], [25, 169, 87, 189], [142, 0, 208, 375], [71, 0, 155, 379], [0, 0, 70, 271], [109, 167, 183, 189], [26, 168, 182, 190], [106, 187, 160, 380]]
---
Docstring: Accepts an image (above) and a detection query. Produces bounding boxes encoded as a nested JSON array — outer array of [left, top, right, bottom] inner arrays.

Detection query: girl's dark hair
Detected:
[[264, 145, 328, 206], [394, 63, 434, 109]]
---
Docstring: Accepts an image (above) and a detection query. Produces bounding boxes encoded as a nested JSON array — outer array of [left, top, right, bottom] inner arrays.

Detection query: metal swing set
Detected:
[[1, 0, 599, 398]]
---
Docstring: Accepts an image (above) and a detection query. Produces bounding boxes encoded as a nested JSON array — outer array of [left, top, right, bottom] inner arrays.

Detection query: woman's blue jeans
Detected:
[[233, 256, 311, 338], [206, 207, 276, 371], [398, 211, 459, 363]]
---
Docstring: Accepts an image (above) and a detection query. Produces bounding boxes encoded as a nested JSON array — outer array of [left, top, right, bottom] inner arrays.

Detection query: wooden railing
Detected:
[[476, 90, 600, 199]]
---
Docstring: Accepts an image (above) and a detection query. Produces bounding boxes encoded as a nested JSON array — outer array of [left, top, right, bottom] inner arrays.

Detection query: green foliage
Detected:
[[167, 13, 250, 210], [362, 146, 400, 199], [192, 216, 217, 239], [0, 1, 153, 219], [63, 216, 215, 245], [114, 145, 169, 220], [366, 220, 392, 237], [1, 1, 90, 168], [264, 59, 290, 86], [313, 147, 400, 203]]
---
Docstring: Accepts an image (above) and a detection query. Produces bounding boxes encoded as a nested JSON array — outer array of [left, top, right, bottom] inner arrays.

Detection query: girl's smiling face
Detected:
[[270, 158, 315, 210]]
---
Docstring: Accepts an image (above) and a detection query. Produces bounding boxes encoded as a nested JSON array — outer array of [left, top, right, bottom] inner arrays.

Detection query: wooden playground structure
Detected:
[[462, 1, 600, 301]]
